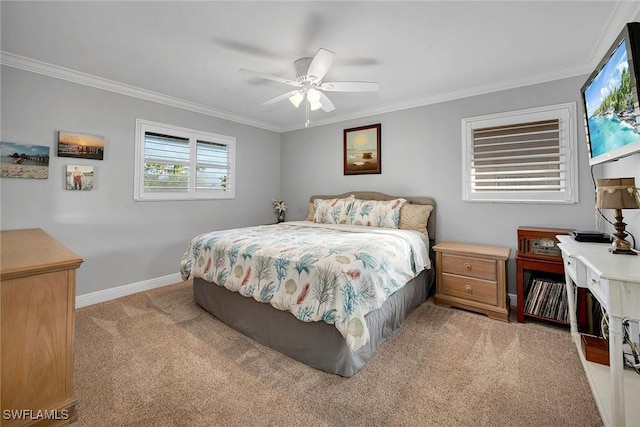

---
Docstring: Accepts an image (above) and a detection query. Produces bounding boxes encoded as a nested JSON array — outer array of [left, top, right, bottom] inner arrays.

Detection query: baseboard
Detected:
[[75, 273, 183, 308]]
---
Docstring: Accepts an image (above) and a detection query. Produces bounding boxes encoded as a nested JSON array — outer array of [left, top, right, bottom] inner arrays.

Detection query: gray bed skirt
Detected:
[[193, 268, 434, 377]]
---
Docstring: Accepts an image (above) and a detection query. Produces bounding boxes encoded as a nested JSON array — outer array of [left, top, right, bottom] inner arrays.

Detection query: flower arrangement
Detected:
[[272, 199, 287, 222]]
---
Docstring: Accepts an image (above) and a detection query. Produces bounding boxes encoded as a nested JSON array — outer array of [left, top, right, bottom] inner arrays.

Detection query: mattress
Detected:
[[182, 191, 437, 376]]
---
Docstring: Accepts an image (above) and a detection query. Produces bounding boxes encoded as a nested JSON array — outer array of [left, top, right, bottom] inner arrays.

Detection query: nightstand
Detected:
[[433, 241, 511, 322]]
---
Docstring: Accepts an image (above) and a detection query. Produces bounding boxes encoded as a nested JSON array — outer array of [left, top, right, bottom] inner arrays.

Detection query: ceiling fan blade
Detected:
[[239, 69, 301, 87], [318, 81, 380, 92], [307, 48, 335, 83], [262, 90, 301, 106], [318, 92, 335, 112], [214, 37, 284, 59]]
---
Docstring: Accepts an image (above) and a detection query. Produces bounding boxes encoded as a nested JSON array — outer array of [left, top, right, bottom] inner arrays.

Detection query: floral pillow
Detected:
[[313, 196, 355, 224], [399, 203, 433, 236], [347, 198, 407, 228]]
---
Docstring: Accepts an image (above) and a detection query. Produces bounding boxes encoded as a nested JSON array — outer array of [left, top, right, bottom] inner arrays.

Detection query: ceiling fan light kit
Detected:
[[240, 48, 379, 126], [289, 91, 304, 108], [306, 88, 321, 103]]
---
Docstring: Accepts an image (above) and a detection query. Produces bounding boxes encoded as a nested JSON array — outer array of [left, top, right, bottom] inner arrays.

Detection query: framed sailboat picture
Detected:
[[344, 124, 381, 175]]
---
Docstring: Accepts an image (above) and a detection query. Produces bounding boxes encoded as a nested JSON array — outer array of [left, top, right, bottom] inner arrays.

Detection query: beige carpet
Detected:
[[73, 281, 602, 426]]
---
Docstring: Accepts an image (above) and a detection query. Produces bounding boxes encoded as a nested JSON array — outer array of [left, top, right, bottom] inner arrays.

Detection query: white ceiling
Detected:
[[2, 1, 640, 132]]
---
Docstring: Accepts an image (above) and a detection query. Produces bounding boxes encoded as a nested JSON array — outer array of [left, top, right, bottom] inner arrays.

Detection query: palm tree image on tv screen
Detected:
[[584, 39, 640, 158]]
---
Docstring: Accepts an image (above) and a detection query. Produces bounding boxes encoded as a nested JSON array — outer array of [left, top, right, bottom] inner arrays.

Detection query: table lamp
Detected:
[[596, 177, 640, 255]]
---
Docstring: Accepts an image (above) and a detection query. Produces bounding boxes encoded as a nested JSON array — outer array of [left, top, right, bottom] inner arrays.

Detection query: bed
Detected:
[[180, 191, 436, 377]]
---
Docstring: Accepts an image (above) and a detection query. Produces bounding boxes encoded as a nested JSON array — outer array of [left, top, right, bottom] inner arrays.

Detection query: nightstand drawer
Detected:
[[441, 273, 498, 305], [441, 253, 497, 281]]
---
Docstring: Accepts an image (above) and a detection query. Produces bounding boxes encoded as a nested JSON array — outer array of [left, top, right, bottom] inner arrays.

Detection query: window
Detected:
[[462, 102, 578, 203], [134, 119, 235, 201]]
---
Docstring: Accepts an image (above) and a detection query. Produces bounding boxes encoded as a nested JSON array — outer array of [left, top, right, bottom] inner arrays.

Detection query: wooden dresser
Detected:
[[433, 241, 511, 322], [1, 229, 83, 427]]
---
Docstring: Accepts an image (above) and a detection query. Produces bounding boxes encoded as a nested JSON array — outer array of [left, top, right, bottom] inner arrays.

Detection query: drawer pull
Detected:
[[465, 284, 472, 293], [464, 262, 472, 270]]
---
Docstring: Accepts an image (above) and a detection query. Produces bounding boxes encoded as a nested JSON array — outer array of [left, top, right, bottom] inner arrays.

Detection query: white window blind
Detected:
[[134, 119, 235, 201], [144, 133, 190, 193], [195, 140, 230, 191], [462, 103, 578, 203]]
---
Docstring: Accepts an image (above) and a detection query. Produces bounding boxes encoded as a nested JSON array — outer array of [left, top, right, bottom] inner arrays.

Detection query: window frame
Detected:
[[134, 118, 235, 201], [461, 102, 578, 204]]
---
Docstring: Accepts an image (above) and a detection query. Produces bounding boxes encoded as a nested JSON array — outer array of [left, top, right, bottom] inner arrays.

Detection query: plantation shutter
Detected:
[[196, 140, 231, 191], [144, 132, 189, 193], [472, 119, 563, 191], [462, 103, 578, 203], [135, 118, 236, 201]]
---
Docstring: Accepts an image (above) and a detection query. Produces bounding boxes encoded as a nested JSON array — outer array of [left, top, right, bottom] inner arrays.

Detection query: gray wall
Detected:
[[281, 75, 640, 294], [3, 65, 639, 300], [0, 66, 281, 296]]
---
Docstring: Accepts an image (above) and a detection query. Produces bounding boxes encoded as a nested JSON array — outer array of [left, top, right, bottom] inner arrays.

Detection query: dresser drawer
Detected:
[[441, 273, 498, 306], [441, 253, 497, 281]]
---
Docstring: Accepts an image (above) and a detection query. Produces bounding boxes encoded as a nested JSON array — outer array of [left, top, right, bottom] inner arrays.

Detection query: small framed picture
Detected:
[[58, 131, 105, 160], [344, 124, 381, 175], [66, 165, 94, 191], [0, 141, 50, 179]]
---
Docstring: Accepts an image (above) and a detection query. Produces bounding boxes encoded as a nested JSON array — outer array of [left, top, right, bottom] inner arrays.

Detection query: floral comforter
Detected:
[[180, 221, 430, 351]]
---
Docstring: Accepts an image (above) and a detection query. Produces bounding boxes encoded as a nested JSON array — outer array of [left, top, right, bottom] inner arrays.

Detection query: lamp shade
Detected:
[[596, 177, 640, 209], [306, 88, 321, 103], [289, 92, 304, 108]]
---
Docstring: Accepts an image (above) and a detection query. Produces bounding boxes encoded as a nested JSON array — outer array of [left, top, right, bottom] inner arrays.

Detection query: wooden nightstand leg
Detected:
[[487, 308, 509, 322]]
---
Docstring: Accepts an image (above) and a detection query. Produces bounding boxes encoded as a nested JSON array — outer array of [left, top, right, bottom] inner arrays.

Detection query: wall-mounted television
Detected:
[[581, 22, 640, 165]]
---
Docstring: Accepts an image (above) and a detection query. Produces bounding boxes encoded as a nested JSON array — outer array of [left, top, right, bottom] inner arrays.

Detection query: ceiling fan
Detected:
[[239, 48, 379, 125]]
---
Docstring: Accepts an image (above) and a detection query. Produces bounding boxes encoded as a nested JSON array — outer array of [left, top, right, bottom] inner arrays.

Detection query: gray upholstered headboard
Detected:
[[309, 191, 436, 242]]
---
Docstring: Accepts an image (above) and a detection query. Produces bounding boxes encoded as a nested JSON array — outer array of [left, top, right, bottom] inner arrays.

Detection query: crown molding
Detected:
[[587, 1, 640, 65], [278, 2, 640, 133], [4, 0, 638, 136], [0, 50, 597, 135], [0, 51, 281, 133]]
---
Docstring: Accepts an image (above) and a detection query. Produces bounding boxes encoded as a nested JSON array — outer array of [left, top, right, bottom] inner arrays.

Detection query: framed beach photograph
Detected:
[[66, 165, 94, 191], [343, 124, 381, 175], [0, 141, 50, 179], [58, 131, 105, 160]]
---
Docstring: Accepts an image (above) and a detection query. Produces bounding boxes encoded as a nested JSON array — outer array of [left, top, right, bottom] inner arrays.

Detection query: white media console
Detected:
[[558, 235, 640, 427]]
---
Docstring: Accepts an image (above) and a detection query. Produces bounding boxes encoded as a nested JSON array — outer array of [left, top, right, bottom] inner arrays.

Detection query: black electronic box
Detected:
[[570, 230, 612, 243]]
